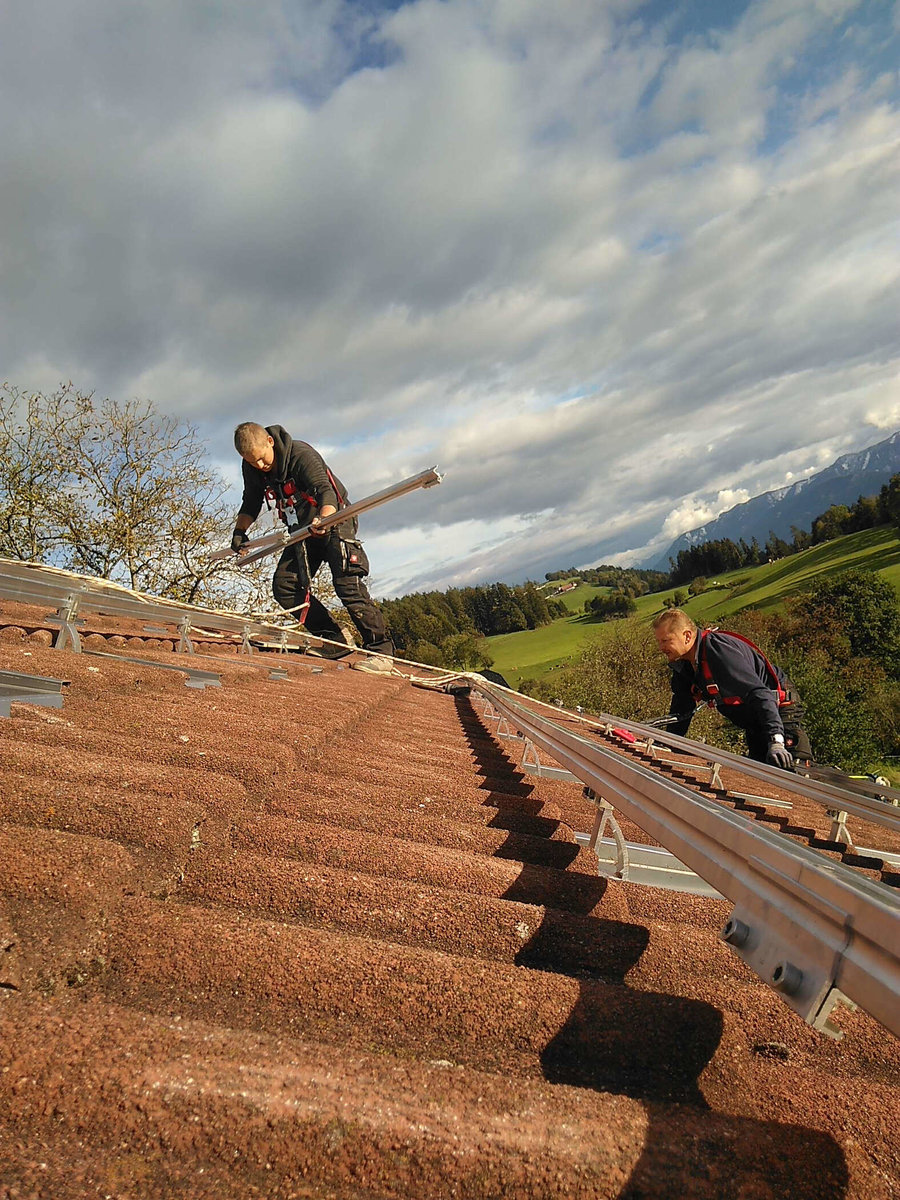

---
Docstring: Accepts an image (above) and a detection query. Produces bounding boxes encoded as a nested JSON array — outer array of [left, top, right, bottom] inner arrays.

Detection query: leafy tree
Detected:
[[789, 526, 812, 552], [409, 640, 444, 667], [880, 474, 900, 535], [440, 632, 494, 670], [764, 530, 792, 560], [688, 576, 707, 595], [811, 505, 852, 544], [0, 383, 264, 608], [790, 570, 900, 676], [0, 384, 79, 562], [585, 591, 637, 621]]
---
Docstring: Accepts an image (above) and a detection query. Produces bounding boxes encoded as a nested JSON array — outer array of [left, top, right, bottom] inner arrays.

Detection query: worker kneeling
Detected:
[[652, 609, 811, 769]]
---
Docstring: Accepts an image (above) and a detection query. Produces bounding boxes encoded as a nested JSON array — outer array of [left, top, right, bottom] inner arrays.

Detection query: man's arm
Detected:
[[290, 441, 340, 511], [232, 463, 264, 552]]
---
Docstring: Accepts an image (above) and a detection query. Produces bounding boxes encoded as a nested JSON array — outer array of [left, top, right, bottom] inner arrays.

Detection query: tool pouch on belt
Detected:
[[340, 538, 370, 577]]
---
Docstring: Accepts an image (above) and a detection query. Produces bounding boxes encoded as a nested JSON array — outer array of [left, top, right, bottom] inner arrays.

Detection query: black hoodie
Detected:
[[238, 425, 351, 533]]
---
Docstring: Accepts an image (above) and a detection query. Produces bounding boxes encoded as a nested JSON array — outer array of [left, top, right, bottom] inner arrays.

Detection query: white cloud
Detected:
[[660, 489, 753, 540], [1, 0, 898, 589]]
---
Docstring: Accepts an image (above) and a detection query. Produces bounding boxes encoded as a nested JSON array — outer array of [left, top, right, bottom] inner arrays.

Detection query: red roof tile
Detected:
[[0, 611, 898, 1198]]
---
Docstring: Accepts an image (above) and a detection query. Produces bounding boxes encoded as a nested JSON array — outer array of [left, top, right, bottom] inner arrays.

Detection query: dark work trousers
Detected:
[[727, 677, 813, 764], [271, 531, 392, 654]]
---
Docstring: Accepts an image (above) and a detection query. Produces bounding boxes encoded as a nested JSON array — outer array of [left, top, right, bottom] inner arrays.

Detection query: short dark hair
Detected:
[[234, 422, 268, 455]]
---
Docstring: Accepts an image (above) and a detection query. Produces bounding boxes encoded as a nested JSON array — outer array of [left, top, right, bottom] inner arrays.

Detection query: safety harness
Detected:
[[693, 629, 789, 709], [263, 468, 351, 631], [264, 467, 346, 533]]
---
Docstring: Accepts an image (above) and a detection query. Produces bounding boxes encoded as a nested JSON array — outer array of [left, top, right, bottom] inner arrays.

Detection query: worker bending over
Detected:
[[652, 608, 811, 769]]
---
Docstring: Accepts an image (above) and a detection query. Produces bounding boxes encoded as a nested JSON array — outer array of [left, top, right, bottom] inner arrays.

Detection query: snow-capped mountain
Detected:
[[650, 431, 900, 570]]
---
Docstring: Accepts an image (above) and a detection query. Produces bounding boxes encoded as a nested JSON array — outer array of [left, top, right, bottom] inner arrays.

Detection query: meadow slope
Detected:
[[489, 527, 900, 688]]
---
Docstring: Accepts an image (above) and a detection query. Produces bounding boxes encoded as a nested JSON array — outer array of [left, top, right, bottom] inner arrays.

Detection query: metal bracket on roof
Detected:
[[0, 670, 69, 717], [731, 791, 794, 811], [520, 737, 578, 782], [176, 616, 195, 655], [644, 738, 674, 761], [826, 809, 854, 849], [583, 786, 630, 880], [83, 650, 222, 690], [574, 830, 723, 897], [239, 625, 254, 655], [48, 592, 84, 653], [686, 760, 724, 790], [493, 714, 518, 739]]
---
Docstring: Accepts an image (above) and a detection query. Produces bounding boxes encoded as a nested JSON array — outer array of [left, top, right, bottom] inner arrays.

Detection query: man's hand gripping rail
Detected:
[[210, 467, 443, 565]]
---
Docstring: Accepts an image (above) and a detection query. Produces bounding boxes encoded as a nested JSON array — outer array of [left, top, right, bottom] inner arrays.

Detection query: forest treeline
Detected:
[[545, 565, 669, 590], [379, 582, 567, 668]]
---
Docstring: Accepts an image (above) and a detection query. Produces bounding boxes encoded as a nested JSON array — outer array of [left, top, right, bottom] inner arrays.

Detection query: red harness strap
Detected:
[[694, 629, 788, 708], [266, 469, 347, 524]]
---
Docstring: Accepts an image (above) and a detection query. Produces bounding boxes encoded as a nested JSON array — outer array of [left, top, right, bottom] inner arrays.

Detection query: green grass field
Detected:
[[488, 526, 900, 688]]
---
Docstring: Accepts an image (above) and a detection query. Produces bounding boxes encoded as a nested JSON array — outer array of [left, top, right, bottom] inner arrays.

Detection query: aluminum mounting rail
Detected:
[[84, 651, 222, 690], [571, 832, 724, 898], [472, 680, 900, 1040], [527, 692, 900, 835], [210, 467, 443, 565], [0, 669, 68, 718], [0, 559, 309, 654]]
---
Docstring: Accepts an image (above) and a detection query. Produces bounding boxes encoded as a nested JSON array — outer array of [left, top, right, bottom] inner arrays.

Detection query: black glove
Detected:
[[766, 740, 793, 770], [231, 528, 249, 554]]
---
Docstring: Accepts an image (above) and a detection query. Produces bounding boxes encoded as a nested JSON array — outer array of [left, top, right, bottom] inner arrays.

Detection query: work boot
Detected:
[[305, 641, 354, 661]]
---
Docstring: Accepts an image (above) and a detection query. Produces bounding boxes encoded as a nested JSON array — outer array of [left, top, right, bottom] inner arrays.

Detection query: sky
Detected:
[[2, 0, 899, 596]]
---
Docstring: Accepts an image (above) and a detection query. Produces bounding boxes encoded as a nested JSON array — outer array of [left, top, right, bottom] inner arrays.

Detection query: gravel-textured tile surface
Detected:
[[0, 622, 898, 1199]]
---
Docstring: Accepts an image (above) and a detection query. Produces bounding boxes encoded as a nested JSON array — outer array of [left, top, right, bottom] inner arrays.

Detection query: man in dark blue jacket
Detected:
[[231, 422, 393, 672], [652, 609, 811, 768]]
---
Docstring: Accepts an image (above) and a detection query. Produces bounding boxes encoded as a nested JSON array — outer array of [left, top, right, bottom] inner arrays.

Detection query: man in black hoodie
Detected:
[[231, 422, 393, 672]]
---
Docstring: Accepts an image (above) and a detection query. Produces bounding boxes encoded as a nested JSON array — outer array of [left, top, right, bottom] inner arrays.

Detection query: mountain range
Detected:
[[649, 430, 900, 570]]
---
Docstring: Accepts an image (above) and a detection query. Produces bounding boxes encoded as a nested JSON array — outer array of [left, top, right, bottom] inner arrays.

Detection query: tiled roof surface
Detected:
[[0, 608, 899, 1199]]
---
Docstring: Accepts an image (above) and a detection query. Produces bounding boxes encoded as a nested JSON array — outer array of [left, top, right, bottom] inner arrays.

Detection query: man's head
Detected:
[[234, 422, 275, 472], [652, 608, 698, 662]]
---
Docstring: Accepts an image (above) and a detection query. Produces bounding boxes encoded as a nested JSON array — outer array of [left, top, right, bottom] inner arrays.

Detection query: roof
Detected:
[[0, 601, 899, 1199]]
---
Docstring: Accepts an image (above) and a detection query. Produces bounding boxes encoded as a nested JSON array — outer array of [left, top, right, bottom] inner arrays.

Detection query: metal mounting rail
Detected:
[[84, 651, 222, 690], [0, 559, 309, 655], [472, 681, 900, 1041], [209, 467, 443, 565], [0, 670, 69, 717], [519, 692, 900, 836]]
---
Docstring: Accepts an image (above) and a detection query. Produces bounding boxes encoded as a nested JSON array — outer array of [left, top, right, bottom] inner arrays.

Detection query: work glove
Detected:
[[231, 528, 249, 554], [766, 740, 793, 770]]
